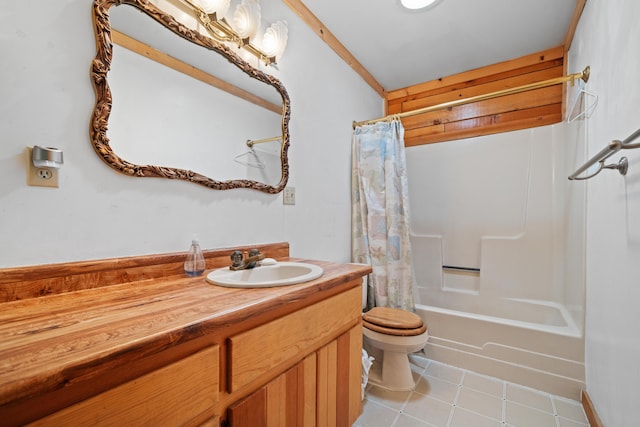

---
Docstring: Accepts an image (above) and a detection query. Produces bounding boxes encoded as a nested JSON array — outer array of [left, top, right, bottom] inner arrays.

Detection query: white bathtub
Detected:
[[416, 290, 585, 400]]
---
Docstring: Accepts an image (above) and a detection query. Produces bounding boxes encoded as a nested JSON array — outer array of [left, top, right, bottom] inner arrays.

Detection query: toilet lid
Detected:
[[363, 307, 427, 336]]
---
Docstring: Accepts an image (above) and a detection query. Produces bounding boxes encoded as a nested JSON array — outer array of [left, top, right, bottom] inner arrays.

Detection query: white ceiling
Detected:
[[300, 0, 577, 91]]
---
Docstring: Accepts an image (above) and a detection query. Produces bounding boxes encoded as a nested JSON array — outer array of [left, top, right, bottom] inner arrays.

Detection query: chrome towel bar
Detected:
[[569, 127, 640, 180]]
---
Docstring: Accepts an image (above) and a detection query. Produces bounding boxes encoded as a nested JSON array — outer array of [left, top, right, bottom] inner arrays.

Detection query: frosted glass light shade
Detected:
[[400, 0, 438, 10], [262, 21, 288, 60], [196, 0, 230, 16], [233, 0, 261, 39]]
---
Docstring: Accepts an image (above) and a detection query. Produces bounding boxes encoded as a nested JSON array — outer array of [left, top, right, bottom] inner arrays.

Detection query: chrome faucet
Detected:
[[230, 249, 264, 270]]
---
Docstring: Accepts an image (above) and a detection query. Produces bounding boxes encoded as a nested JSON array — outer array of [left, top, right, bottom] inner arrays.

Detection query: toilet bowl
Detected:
[[362, 307, 428, 391]]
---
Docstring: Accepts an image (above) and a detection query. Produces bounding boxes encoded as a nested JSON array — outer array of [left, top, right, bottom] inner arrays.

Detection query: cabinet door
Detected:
[[229, 324, 362, 427], [317, 324, 362, 427], [228, 353, 316, 427]]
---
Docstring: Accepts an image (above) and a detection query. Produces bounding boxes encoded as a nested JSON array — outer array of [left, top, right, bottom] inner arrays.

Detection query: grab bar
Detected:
[[569, 127, 640, 180], [442, 265, 480, 273]]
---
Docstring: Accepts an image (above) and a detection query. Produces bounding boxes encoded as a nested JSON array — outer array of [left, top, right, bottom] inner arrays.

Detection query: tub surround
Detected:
[[0, 242, 370, 426], [407, 123, 586, 400]]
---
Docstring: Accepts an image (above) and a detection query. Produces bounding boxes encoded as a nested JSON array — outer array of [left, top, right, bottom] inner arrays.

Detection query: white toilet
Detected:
[[362, 306, 429, 391]]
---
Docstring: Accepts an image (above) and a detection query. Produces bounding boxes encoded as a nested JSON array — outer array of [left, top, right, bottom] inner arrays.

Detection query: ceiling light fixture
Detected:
[[400, 0, 442, 11]]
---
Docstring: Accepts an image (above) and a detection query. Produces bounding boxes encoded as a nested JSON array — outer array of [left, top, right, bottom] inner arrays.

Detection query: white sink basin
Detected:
[[206, 262, 323, 288]]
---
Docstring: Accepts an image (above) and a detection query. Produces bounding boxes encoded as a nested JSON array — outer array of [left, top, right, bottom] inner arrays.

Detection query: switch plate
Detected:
[[283, 187, 295, 205], [26, 147, 59, 188]]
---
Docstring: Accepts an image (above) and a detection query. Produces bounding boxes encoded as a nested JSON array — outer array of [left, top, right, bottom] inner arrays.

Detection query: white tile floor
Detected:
[[355, 355, 589, 427]]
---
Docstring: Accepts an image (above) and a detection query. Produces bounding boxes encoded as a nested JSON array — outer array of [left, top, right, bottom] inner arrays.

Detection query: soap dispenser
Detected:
[[184, 238, 205, 276]]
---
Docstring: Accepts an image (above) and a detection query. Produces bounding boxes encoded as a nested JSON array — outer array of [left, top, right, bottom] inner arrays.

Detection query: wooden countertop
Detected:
[[0, 257, 370, 417]]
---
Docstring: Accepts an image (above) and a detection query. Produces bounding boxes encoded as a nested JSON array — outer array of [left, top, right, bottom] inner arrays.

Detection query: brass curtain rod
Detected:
[[246, 136, 282, 147], [352, 66, 591, 129]]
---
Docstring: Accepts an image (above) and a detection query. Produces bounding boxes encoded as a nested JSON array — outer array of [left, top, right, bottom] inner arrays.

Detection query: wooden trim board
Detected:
[[111, 29, 282, 114], [582, 390, 604, 427], [564, 0, 588, 52], [282, 0, 386, 97]]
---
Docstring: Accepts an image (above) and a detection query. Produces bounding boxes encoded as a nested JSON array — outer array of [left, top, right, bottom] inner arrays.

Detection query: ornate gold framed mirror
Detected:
[[90, 0, 290, 193]]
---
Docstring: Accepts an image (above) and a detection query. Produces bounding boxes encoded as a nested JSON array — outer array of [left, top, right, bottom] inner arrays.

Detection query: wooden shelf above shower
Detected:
[[387, 47, 565, 146]]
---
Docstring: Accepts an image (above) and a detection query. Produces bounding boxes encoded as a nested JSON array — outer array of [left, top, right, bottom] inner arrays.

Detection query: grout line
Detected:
[[399, 389, 411, 413], [550, 394, 558, 415], [456, 370, 467, 400], [551, 395, 561, 427], [446, 371, 465, 427], [389, 410, 401, 427], [502, 380, 507, 423]]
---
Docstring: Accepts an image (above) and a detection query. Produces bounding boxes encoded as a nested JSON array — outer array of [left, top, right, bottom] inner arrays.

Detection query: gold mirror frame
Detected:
[[90, 0, 290, 193]]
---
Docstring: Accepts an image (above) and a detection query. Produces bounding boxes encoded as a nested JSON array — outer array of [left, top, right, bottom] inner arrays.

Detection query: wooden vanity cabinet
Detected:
[[23, 281, 363, 427], [0, 246, 370, 427]]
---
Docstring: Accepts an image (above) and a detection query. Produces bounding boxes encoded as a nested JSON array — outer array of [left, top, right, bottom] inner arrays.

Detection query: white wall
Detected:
[[569, 0, 640, 425], [0, 0, 382, 268], [10, 4, 639, 423]]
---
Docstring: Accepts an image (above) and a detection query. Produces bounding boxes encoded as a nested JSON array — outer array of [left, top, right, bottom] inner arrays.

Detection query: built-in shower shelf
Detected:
[[442, 265, 480, 273]]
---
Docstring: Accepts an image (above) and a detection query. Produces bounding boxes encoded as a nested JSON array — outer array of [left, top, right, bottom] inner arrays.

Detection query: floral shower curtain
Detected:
[[351, 119, 415, 311]]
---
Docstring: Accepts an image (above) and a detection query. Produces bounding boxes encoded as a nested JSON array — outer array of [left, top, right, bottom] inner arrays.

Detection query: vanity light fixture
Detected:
[[400, 0, 442, 11], [180, 0, 287, 66]]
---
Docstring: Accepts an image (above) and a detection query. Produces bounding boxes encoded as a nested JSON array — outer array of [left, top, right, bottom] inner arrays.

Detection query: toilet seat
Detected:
[[363, 307, 427, 336]]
